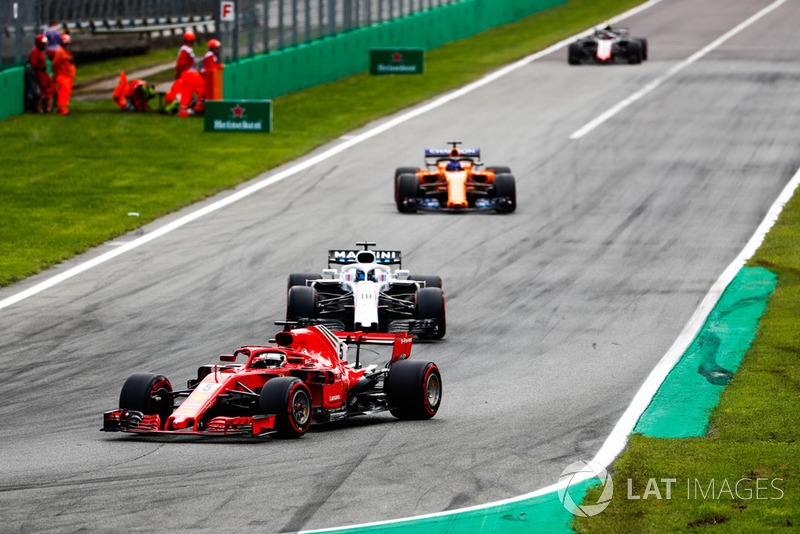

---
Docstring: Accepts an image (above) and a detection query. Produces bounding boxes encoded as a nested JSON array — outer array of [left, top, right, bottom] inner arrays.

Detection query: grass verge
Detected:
[[0, 0, 644, 288], [573, 195, 800, 531]]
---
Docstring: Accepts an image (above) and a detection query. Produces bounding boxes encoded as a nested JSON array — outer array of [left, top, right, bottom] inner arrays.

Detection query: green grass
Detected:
[[573, 197, 800, 531], [0, 0, 645, 288]]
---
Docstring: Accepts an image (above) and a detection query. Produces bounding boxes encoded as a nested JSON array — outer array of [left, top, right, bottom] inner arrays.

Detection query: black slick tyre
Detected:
[[287, 272, 320, 292], [415, 287, 446, 339], [386, 360, 442, 420], [395, 167, 418, 202], [486, 166, 511, 175], [568, 42, 583, 65], [286, 285, 318, 321], [259, 377, 312, 438], [493, 173, 516, 213], [636, 38, 648, 60], [410, 275, 442, 289], [396, 174, 419, 213], [119, 373, 173, 428], [627, 40, 642, 64]]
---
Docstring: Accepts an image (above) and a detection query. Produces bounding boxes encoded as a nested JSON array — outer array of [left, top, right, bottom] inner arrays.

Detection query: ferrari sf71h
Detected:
[[394, 141, 516, 213], [103, 324, 442, 438], [286, 242, 445, 339]]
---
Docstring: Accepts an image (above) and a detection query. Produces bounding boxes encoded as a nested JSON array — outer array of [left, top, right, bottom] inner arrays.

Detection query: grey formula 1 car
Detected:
[[568, 24, 648, 65]]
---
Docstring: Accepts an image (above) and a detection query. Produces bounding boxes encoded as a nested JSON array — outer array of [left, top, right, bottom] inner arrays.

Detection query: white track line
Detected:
[[0, 0, 664, 313], [570, 0, 788, 140]]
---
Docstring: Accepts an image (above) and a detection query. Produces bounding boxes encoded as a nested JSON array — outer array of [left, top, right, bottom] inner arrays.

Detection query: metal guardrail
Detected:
[[0, 0, 214, 68], [220, 0, 460, 63], [89, 15, 215, 37], [1, 0, 457, 70]]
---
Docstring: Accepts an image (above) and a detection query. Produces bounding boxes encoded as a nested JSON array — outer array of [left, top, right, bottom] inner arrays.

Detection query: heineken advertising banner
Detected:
[[204, 100, 273, 133], [369, 48, 424, 75]]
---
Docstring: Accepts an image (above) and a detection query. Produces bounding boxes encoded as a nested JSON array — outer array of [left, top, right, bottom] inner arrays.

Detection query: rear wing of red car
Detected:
[[333, 332, 413, 362]]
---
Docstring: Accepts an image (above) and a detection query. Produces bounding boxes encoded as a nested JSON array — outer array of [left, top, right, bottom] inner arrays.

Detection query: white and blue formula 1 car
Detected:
[[285, 242, 446, 339]]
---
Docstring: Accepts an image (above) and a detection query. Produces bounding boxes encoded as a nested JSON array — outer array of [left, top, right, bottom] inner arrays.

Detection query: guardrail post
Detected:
[[278, 0, 284, 49]]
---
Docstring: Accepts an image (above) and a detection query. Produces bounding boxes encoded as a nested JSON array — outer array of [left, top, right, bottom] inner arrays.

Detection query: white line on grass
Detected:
[[569, 0, 788, 140], [0, 0, 664, 312]]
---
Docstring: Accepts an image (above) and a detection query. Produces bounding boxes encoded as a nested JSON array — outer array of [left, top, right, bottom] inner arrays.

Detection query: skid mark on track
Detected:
[[280, 431, 388, 532]]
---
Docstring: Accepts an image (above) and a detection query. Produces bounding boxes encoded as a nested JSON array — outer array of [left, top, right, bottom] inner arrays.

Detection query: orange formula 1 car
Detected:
[[394, 141, 516, 213]]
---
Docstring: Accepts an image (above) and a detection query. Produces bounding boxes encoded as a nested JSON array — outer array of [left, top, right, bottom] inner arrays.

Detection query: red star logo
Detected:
[[231, 104, 245, 118], [392, 52, 403, 63]]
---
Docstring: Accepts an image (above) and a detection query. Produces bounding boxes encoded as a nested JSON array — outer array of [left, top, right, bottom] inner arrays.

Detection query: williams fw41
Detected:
[[102, 324, 442, 438], [394, 141, 516, 213], [286, 242, 445, 339], [568, 24, 648, 65]]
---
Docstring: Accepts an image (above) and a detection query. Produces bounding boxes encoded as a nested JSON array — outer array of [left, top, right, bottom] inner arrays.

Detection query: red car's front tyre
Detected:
[[259, 377, 313, 438], [119, 372, 173, 429]]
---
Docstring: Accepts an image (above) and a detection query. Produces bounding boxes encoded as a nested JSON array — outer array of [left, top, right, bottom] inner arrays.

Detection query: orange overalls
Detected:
[[113, 72, 152, 112], [51, 46, 75, 115], [166, 69, 206, 117]]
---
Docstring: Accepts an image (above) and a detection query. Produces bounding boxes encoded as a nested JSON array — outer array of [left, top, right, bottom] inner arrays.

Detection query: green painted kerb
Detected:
[[634, 267, 777, 438], [311, 267, 776, 533], [315, 480, 591, 533]]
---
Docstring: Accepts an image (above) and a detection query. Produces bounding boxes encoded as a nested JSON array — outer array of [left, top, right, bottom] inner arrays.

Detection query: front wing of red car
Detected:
[[103, 410, 277, 438]]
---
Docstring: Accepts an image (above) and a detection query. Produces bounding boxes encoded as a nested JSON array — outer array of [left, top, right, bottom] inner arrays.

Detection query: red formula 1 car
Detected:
[[394, 141, 516, 213], [102, 324, 442, 439]]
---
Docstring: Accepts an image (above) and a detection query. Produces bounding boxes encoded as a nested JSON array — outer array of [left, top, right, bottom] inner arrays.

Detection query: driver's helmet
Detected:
[[251, 352, 285, 369], [134, 83, 156, 101], [445, 160, 462, 171], [356, 268, 366, 281]]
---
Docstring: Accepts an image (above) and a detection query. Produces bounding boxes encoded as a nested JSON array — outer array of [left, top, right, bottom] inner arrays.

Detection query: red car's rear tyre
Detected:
[[259, 377, 313, 438], [386, 360, 442, 420]]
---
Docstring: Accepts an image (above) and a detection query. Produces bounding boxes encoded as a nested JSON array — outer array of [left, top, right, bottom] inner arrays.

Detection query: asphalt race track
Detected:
[[1, 0, 799, 531]]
